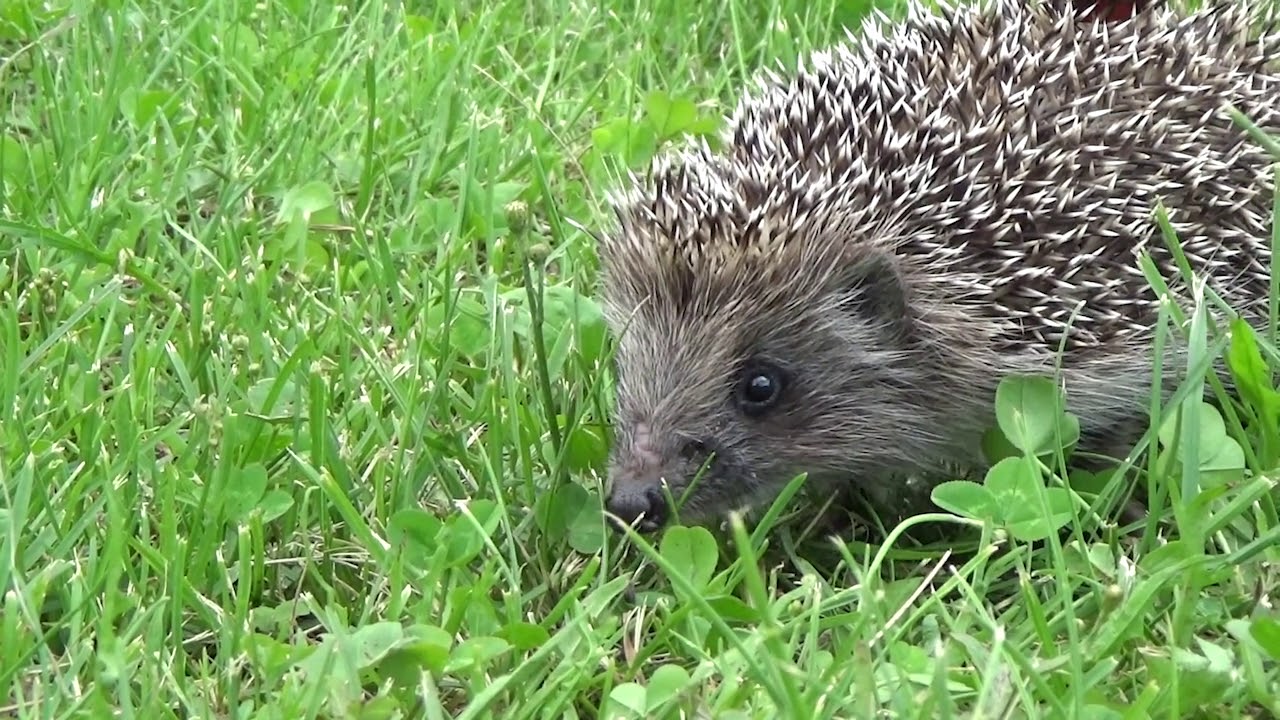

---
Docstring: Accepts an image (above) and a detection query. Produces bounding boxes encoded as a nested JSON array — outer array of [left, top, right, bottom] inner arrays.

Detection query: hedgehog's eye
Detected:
[[736, 361, 786, 416]]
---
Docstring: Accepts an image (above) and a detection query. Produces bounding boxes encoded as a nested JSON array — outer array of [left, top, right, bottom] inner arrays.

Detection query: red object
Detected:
[[1074, 0, 1147, 21]]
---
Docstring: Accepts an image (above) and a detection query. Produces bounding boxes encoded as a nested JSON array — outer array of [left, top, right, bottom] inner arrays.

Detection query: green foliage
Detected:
[[1226, 317, 1280, 468], [1, 0, 1278, 717], [933, 376, 1077, 542], [590, 90, 723, 171]]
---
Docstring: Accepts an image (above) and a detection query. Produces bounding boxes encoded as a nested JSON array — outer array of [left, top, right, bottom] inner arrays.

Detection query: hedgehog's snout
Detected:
[[605, 481, 669, 533], [604, 423, 716, 533]]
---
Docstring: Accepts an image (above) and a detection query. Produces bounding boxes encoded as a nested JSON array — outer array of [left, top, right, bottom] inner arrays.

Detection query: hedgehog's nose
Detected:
[[605, 483, 668, 533]]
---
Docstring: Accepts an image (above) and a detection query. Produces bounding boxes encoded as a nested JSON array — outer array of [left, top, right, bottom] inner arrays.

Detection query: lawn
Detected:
[[2, 0, 1279, 717]]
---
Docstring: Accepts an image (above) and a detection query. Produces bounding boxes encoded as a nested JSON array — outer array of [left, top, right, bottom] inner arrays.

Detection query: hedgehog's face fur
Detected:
[[598, 163, 946, 531]]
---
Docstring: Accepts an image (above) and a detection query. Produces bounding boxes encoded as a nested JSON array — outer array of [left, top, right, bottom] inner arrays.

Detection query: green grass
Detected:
[[2, 0, 1279, 717]]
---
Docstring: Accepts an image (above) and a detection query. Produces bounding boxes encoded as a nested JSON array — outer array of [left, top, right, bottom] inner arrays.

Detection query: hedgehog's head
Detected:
[[596, 152, 943, 532]]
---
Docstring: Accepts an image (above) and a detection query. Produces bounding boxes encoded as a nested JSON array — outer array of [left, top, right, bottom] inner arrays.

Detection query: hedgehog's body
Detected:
[[599, 0, 1280, 531]]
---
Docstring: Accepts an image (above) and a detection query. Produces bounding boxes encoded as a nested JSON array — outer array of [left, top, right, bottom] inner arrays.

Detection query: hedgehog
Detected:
[[596, 0, 1280, 533]]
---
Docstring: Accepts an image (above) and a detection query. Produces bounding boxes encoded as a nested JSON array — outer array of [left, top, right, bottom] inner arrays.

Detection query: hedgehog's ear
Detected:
[[834, 250, 912, 338]]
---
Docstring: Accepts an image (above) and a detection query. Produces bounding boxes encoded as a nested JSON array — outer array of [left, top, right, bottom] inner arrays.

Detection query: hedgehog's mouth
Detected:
[[603, 471, 710, 533], [606, 462, 801, 535]]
